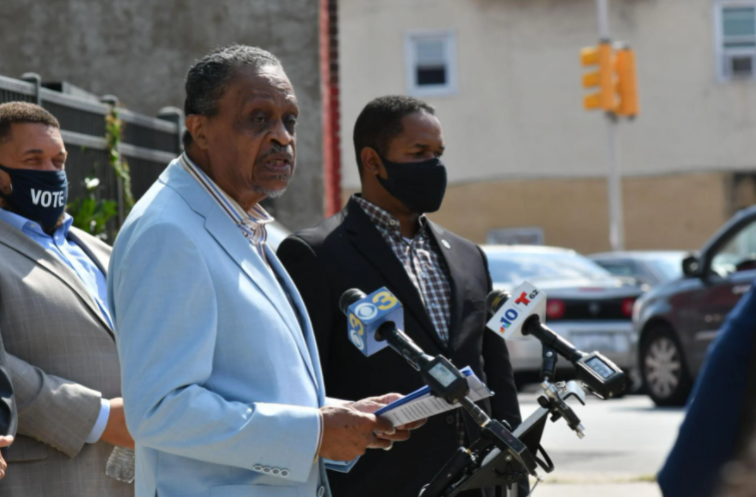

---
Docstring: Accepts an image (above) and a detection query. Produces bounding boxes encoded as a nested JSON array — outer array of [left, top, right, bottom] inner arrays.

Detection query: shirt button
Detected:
[[446, 415, 456, 425], [318, 486, 326, 497], [389, 220, 397, 227]]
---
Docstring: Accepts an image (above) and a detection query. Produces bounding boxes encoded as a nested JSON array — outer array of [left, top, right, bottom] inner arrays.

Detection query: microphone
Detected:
[[340, 288, 431, 370], [339, 287, 405, 357], [485, 283, 627, 399], [339, 287, 471, 403], [340, 287, 539, 476], [486, 289, 583, 363]]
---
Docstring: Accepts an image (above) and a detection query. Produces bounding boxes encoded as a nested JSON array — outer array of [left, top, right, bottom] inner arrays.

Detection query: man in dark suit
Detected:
[[278, 96, 525, 497]]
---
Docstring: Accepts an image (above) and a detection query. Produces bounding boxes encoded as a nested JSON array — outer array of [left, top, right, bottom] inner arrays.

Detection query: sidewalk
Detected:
[[534, 482, 661, 497]]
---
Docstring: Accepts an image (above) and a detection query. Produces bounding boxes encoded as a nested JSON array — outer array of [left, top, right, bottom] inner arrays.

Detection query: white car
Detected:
[[482, 245, 643, 383]]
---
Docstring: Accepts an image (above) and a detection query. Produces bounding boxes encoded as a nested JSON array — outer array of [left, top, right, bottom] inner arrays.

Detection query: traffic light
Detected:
[[616, 47, 639, 117], [581, 41, 615, 112]]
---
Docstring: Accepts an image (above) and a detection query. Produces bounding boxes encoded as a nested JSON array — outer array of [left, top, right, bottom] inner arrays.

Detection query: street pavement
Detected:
[[516, 389, 686, 496]]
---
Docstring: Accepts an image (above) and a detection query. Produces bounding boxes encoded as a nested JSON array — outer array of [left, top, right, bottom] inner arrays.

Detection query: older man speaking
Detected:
[[108, 45, 419, 497]]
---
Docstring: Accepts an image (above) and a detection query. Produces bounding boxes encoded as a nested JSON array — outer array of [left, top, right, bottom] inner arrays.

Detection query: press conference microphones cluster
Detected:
[[338, 281, 627, 497]]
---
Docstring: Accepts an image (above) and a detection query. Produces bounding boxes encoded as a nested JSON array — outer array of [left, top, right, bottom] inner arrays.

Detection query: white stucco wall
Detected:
[[339, 0, 756, 189]]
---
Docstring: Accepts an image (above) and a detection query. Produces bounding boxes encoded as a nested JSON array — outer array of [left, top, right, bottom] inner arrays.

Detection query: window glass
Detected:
[[486, 251, 614, 286], [596, 262, 636, 277], [723, 7, 756, 39], [712, 220, 756, 276], [407, 32, 456, 94], [719, 5, 756, 79]]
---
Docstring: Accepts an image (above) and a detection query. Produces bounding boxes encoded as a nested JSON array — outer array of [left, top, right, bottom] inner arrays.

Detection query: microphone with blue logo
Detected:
[[339, 287, 468, 401]]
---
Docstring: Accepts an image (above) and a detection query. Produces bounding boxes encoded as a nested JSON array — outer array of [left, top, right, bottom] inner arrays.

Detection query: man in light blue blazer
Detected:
[[108, 45, 421, 497]]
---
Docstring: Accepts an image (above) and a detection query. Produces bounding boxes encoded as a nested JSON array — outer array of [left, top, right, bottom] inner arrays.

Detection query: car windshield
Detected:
[[645, 255, 685, 281], [486, 250, 615, 285]]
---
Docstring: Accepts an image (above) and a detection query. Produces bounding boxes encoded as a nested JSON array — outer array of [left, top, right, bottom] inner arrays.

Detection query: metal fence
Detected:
[[0, 73, 182, 231]]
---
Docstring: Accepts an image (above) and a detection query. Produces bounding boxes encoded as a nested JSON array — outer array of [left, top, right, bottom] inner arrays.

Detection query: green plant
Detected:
[[106, 107, 134, 212], [68, 177, 118, 240]]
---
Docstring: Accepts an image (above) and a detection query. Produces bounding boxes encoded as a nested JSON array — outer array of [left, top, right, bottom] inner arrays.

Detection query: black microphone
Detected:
[[486, 289, 627, 398], [486, 290, 583, 363]]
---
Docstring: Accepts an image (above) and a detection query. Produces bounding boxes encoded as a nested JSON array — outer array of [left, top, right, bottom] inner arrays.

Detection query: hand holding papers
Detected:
[[375, 367, 493, 427]]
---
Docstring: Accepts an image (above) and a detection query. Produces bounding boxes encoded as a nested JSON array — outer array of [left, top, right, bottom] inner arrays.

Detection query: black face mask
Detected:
[[0, 164, 68, 229], [376, 155, 447, 214]]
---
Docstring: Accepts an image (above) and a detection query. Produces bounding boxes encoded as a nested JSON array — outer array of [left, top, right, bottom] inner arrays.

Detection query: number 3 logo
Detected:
[[372, 291, 398, 311], [349, 314, 364, 335]]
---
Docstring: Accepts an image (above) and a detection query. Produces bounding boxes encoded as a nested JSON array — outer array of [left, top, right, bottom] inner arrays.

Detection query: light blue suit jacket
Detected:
[[108, 160, 338, 497]]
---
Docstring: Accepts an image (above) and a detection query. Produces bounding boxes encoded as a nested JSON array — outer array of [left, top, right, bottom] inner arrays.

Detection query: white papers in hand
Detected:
[[375, 367, 493, 427]]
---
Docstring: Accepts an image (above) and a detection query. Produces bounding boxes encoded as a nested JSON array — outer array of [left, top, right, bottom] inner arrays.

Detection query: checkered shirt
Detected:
[[355, 196, 468, 445], [180, 153, 274, 264], [354, 195, 453, 344]]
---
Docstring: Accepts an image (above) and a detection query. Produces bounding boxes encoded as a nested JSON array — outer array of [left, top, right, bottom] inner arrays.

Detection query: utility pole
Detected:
[[581, 0, 638, 251], [596, 0, 624, 251]]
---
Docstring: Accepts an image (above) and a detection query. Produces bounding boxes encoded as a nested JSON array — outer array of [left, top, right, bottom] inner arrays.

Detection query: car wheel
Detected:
[[641, 324, 692, 407]]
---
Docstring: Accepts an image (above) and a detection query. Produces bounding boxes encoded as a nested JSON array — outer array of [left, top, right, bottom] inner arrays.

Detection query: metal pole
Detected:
[[606, 115, 624, 250], [596, 0, 624, 251]]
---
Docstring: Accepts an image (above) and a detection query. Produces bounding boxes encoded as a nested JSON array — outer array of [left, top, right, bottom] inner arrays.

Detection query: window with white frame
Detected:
[[716, 2, 756, 80], [405, 31, 457, 96]]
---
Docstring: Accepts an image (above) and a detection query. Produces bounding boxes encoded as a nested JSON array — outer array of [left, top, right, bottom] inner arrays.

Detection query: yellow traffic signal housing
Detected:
[[616, 47, 639, 117], [581, 42, 615, 112]]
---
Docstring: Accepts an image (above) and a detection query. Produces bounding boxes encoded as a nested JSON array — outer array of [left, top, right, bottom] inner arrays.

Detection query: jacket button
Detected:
[[317, 486, 326, 497], [446, 414, 455, 425]]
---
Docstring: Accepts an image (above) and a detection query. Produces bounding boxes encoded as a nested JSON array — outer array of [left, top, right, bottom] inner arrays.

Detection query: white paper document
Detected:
[[375, 367, 493, 427]]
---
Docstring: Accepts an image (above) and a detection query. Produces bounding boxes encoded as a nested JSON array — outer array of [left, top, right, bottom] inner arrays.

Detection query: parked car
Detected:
[[589, 251, 688, 287], [633, 205, 756, 406], [482, 245, 643, 384]]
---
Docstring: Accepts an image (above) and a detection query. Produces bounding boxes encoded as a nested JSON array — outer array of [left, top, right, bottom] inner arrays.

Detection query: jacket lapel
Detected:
[[0, 218, 115, 337], [343, 199, 447, 352], [67, 230, 108, 277], [266, 245, 324, 398], [426, 221, 470, 351], [161, 162, 319, 389]]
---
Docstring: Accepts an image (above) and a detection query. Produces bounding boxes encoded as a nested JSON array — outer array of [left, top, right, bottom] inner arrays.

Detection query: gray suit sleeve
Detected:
[[7, 353, 101, 458], [0, 331, 15, 439]]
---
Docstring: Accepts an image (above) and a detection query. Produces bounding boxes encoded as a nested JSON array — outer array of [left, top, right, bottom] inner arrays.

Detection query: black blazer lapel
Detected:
[[343, 199, 446, 352], [426, 220, 471, 351]]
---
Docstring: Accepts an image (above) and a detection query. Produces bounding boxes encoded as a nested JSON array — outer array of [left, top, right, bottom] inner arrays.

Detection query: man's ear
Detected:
[[0, 168, 10, 197], [360, 147, 382, 176], [185, 115, 210, 150]]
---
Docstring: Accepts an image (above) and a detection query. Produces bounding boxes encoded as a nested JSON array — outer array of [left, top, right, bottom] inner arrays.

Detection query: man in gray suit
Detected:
[[0, 102, 132, 496]]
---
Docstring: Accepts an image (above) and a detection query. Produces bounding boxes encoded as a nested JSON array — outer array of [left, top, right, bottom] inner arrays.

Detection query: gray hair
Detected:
[[183, 44, 282, 147]]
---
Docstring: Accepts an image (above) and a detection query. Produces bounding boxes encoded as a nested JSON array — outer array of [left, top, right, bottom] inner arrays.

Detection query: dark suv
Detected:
[[633, 205, 756, 406]]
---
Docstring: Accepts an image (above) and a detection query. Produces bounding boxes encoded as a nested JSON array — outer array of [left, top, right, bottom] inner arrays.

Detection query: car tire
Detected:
[[640, 324, 693, 407]]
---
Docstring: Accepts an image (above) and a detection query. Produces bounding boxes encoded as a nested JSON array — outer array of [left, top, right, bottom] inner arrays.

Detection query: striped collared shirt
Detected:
[[354, 195, 453, 344], [180, 154, 274, 263]]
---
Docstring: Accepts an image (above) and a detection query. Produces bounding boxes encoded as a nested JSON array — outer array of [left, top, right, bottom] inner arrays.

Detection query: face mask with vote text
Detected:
[[0, 163, 68, 229]]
